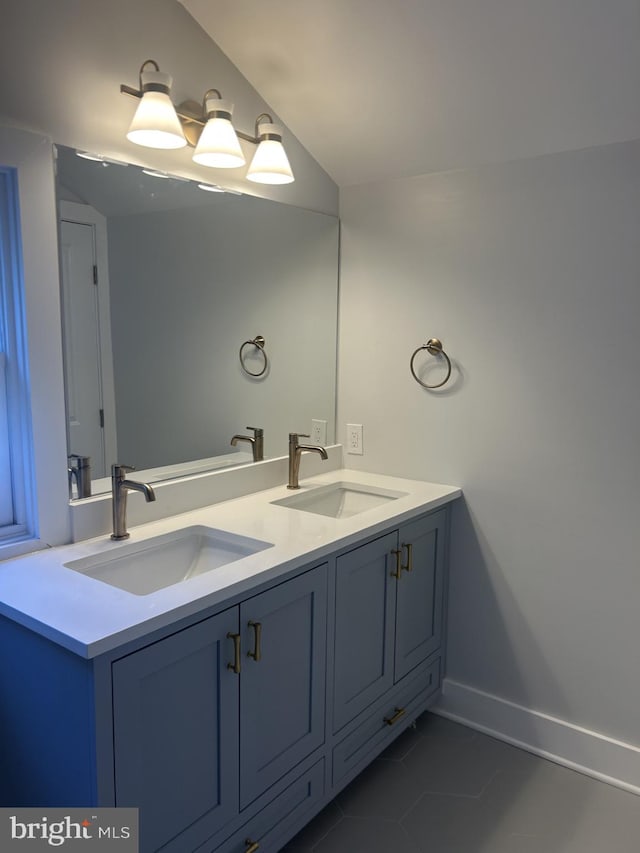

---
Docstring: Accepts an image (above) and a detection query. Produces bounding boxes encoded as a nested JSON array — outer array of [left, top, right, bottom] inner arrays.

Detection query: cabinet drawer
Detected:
[[333, 657, 440, 788], [203, 759, 325, 853]]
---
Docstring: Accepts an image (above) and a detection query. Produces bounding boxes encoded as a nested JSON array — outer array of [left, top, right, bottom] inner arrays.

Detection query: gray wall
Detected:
[[338, 140, 640, 747], [108, 197, 338, 466], [0, 0, 337, 215]]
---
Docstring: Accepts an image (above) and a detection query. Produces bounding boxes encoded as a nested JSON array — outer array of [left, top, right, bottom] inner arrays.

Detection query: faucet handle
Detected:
[[289, 432, 310, 447], [246, 426, 264, 437], [112, 463, 135, 478]]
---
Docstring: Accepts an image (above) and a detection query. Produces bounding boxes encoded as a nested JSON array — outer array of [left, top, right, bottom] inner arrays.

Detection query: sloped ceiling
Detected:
[[179, 0, 640, 187]]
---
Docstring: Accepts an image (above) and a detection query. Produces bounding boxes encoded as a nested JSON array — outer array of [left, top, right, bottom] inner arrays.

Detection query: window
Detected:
[[0, 166, 36, 545], [0, 127, 72, 555]]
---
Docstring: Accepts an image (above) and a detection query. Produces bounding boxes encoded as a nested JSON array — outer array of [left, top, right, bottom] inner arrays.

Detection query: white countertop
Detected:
[[0, 470, 461, 658]]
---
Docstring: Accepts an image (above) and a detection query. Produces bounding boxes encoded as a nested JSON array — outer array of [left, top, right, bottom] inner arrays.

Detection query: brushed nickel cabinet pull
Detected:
[[384, 706, 406, 726], [245, 839, 260, 853], [401, 542, 413, 573], [247, 621, 262, 662], [227, 632, 241, 674], [390, 548, 402, 579]]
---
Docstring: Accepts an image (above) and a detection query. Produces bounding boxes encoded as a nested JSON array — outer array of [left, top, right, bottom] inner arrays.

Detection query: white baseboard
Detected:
[[435, 678, 640, 795]]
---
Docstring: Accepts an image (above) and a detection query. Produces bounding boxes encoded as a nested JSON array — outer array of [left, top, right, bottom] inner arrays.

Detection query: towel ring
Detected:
[[240, 335, 268, 377], [410, 338, 452, 389]]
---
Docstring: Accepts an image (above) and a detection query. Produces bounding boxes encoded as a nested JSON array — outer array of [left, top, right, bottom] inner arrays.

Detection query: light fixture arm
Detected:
[[201, 88, 223, 114], [120, 59, 163, 99], [245, 113, 275, 143], [139, 59, 160, 87]]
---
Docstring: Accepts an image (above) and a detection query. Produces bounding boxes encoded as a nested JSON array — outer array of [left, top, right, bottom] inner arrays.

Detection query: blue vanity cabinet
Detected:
[[333, 531, 398, 732], [0, 499, 453, 853], [111, 607, 240, 853], [111, 563, 328, 853], [239, 565, 328, 809], [394, 509, 446, 682], [332, 510, 447, 734]]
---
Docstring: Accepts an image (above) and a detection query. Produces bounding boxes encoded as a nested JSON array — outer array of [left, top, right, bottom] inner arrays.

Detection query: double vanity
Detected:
[[0, 467, 460, 853]]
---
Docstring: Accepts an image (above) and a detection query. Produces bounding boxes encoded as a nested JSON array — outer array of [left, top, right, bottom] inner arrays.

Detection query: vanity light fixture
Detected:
[[121, 60, 294, 184], [246, 115, 294, 185], [192, 90, 245, 168], [123, 60, 187, 150]]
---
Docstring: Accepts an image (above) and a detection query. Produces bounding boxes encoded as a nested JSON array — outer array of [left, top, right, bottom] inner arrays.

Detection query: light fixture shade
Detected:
[[193, 98, 245, 168], [246, 124, 294, 184], [126, 71, 187, 150]]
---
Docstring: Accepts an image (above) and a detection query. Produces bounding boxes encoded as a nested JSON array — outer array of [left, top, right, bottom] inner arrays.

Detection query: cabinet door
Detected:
[[239, 564, 328, 809], [333, 532, 398, 732], [112, 608, 240, 853], [394, 510, 446, 682]]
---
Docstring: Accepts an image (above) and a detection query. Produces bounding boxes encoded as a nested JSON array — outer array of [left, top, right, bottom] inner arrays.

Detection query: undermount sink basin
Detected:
[[64, 525, 273, 596], [271, 481, 407, 519]]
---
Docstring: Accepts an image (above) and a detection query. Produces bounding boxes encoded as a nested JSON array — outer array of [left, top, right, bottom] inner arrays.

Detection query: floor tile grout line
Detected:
[[393, 733, 425, 763], [307, 814, 345, 852], [399, 819, 422, 853], [399, 790, 428, 825], [290, 712, 640, 851], [337, 813, 405, 823]]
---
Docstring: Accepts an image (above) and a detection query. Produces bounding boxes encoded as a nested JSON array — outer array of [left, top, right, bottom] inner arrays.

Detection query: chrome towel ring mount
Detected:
[[410, 337, 452, 389], [239, 335, 268, 377]]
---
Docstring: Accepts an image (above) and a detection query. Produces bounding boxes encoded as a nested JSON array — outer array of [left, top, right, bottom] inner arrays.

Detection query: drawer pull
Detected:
[[247, 621, 262, 662], [401, 542, 413, 573], [245, 840, 260, 853], [390, 549, 402, 579], [227, 632, 241, 674], [384, 706, 406, 726]]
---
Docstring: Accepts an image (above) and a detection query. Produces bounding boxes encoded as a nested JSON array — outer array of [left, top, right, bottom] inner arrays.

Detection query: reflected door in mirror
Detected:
[[60, 219, 107, 478]]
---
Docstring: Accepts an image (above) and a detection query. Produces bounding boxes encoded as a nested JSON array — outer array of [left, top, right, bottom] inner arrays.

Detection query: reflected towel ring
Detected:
[[410, 338, 452, 389], [239, 335, 268, 377]]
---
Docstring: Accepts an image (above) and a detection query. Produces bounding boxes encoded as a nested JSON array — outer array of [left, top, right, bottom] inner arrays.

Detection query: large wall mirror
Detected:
[[55, 145, 339, 499]]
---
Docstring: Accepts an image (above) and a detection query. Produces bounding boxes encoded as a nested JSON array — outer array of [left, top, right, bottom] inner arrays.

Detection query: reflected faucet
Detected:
[[231, 426, 264, 462], [111, 464, 156, 540], [288, 433, 328, 490], [68, 454, 92, 499]]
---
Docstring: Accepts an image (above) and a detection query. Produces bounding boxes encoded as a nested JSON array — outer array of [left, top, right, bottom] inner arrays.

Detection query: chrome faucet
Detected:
[[230, 426, 264, 462], [111, 464, 156, 540], [287, 433, 328, 489]]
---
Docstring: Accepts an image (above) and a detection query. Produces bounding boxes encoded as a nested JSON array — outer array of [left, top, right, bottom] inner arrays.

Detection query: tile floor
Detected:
[[282, 713, 640, 853]]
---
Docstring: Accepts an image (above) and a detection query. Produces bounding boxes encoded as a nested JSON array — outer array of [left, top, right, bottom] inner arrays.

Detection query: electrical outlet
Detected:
[[311, 419, 327, 445], [347, 423, 363, 455]]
